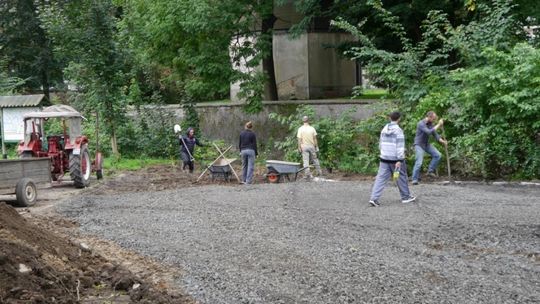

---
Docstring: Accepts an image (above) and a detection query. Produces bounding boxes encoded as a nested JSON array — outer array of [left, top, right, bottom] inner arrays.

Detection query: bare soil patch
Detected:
[[85, 163, 376, 196], [0, 202, 194, 303]]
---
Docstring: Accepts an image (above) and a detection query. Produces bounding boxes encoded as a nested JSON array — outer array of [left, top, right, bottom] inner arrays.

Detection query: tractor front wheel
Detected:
[[69, 145, 91, 188]]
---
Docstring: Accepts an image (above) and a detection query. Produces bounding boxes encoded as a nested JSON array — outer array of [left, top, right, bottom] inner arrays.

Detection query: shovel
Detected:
[[174, 124, 195, 162]]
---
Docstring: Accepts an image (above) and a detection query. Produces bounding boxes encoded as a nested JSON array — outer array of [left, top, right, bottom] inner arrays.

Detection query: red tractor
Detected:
[[17, 105, 103, 188]]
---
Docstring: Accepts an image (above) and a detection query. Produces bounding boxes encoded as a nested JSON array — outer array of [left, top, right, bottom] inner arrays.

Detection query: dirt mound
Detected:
[[0, 203, 193, 303]]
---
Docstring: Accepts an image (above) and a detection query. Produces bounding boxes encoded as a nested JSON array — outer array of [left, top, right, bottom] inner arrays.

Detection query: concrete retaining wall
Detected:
[[131, 99, 385, 152]]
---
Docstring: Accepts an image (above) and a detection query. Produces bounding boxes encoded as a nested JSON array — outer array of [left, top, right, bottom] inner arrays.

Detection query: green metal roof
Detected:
[[0, 94, 44, 108]]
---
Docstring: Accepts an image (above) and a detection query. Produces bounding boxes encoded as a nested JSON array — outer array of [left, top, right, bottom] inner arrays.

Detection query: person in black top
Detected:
[[239, 121, 257, 184], [179, 127, 203, 173]]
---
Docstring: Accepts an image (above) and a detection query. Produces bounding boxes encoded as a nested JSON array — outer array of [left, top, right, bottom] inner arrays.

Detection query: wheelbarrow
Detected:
[[208, 158, 237, 182], [196, 143, 241, 183], [265, 160, 308, 183]]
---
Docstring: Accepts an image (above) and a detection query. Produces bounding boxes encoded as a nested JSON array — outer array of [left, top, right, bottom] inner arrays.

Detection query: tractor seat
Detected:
[[47, 135, 64, 152], [47, 135, 64, 142]]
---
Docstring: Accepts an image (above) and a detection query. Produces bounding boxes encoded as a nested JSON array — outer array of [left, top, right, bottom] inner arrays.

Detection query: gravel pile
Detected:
[[58, 181, 540, 304]]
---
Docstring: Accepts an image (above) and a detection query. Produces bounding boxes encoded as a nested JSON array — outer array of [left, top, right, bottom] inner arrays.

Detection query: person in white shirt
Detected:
[[297, 116, 323, 179]]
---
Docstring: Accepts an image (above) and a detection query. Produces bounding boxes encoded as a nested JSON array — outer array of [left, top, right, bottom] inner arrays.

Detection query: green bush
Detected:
[[270, 105, 384, 174], [195, 139, 230, 166], [116, 105, 178, 159], [420, 44, 540, 178], [333, 0, 540, 179]]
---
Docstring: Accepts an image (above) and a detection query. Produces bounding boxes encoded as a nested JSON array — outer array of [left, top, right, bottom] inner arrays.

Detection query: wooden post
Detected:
[[0, 107, 6, 159]]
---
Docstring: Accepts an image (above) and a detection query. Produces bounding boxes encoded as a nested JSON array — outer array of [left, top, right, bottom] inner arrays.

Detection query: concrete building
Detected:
[[0, 94, 44, 158], [231, 1, 358, 101]]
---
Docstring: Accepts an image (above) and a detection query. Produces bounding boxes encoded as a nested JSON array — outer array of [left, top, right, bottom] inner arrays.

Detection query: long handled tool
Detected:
[[440, 125, 452, 180], [174, 124, 195, 162], [213, 143, 241, 183], [196, 145, 237, 182]]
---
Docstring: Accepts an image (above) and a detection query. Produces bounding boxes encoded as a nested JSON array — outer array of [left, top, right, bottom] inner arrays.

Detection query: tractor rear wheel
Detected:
[[69, 145, 91, 188]]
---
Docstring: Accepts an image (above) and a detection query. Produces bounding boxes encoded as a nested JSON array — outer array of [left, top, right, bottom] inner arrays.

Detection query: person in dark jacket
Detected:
[[179, 127, 203, 173], [411, 111, 447, 184], [239, 121, 257, 184]]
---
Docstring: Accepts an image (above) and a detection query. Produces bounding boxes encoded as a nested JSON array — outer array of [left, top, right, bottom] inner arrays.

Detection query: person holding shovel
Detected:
[[411, 111, 447, 185], [179, 127, 203, 173], [297, 116, 323, 179], [369, 112, 416, 207]]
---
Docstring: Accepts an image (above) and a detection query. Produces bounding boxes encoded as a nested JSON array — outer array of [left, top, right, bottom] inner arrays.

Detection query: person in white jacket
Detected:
[[369, 112, 416, 207]]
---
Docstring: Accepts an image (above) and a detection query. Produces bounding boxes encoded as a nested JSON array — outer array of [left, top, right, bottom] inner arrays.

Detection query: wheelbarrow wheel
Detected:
[[266, 169, 280, 183]]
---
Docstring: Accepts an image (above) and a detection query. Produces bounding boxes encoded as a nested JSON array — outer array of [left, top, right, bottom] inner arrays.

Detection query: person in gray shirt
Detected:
[[411, 111, 447, 184]]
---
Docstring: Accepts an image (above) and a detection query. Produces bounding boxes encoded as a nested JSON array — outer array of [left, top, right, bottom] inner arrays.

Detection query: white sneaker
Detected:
[[369, 200, 380, 207], [402, 196, 416, 204]]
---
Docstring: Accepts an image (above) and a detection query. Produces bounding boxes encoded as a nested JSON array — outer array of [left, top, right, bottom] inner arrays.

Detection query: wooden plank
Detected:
[[0, 157, 50, 164], [0, 168, 50, 179], [0, 159, 50, 169], [0, 158, 51, 192], [0, 165, 51, 175], [0, 166, 51, 174], [0, 178, 51, 189], [0, 180, 51, 193], [0, 158, 50, 169], [0, 173, 51, 185]]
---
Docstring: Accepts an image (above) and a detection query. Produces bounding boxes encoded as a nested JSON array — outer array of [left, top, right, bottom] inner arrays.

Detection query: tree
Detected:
[[38, 0, 128, 155], [0, 0, 63, 102], [117, 0, 279, 112], [0, 58, 25, 94], [333, 0, 539, 178], [118, 0, 238, 101]]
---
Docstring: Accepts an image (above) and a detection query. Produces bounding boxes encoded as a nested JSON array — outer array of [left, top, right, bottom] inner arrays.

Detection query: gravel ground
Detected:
[[58, 181, 540, 304]]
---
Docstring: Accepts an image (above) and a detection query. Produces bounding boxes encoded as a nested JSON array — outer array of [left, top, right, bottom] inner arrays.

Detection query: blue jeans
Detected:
[[412, 144, 441, 182], [370, 161, 411, 201], [241, 149, 255, 184]]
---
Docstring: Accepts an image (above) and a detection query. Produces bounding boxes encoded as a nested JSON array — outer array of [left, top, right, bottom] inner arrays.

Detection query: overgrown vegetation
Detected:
[[1, 0, 538, 179], [265, 0, 540, 179], [103, 157, 173, 172], [38, 0, 129, 155], [329, 0, 540, 179], [0, 58, 25, 94], [270, 105, 390, 175]]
